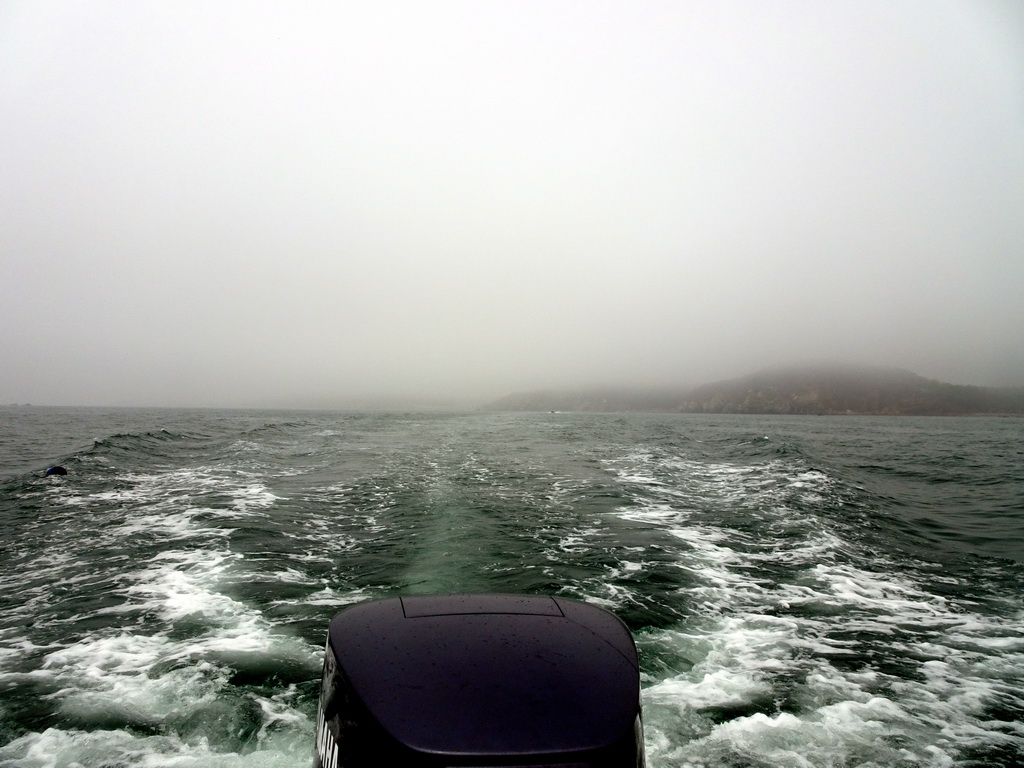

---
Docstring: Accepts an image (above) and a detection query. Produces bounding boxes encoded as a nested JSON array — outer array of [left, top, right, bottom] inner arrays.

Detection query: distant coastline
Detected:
[[487, 365, 1024, 416]]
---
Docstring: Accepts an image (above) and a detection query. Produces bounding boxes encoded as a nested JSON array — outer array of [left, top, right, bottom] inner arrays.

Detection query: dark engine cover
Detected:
[[314, 594, 645, 768]]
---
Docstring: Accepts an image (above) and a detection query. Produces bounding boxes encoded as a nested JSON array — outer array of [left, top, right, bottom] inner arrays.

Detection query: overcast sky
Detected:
[[2, 1, 1023, 408]]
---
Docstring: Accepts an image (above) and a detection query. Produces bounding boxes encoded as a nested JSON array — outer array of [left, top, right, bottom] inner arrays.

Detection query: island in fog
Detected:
[[488, 365, 1024, 415]]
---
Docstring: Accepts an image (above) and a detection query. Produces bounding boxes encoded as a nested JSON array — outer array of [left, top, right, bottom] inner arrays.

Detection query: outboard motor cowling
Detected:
[[314, 594, 645, 768]]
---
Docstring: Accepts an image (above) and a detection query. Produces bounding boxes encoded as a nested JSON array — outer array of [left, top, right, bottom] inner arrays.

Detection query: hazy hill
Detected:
[[488, 366, 1024, 415]]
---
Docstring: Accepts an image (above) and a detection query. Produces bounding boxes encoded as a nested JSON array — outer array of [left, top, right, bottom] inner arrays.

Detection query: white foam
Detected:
[[262, 567, 321, 586], [21, 543, 322, 758], [557, 526, 601, 553], [122, 549, 243, 622], [59, 467, 282, 527], [646, 668, 772, 710], [231, 484, 282, 512], [276, 586, 373, 607], [38, 610, 317, 724], [0, 724, 312, 768], [609, 449, 1024, 767], [677, 698, 928, 768]]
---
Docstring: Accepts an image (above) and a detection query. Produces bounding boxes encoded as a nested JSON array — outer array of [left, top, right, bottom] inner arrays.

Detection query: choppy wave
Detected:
[[0, 409, 1022, 767], [601, 447, 1024, 767]]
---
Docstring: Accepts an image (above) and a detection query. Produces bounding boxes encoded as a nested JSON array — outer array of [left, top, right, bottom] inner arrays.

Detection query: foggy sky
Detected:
[[2, 1, 1023, 408]]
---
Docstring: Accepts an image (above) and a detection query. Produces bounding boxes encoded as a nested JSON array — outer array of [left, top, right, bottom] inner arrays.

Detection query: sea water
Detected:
[[0, 407, 1021, 767]]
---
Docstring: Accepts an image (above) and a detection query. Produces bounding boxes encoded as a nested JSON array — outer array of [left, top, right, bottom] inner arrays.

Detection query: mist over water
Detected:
[[1, 407, 1022, 767], [2, 2, 1024, 408]]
